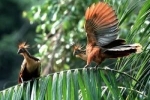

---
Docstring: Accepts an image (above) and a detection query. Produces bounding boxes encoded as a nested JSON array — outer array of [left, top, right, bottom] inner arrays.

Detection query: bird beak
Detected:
[[17, 49, 22, 54], [73, 51, 76, 56], [17, 50, 20, 54]]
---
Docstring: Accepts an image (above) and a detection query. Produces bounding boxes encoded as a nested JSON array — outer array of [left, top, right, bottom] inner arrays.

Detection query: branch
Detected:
[[42, 29, 62, 76]]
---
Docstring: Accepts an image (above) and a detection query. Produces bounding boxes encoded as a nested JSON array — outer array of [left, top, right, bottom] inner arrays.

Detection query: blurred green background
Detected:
[[0, 0, 149, 91], [0, 0, 39, 90]]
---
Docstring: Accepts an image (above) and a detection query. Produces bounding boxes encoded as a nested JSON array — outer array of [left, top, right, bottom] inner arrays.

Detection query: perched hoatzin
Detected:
[[73, 2, 142, 68], [17, 42, 41, 83]]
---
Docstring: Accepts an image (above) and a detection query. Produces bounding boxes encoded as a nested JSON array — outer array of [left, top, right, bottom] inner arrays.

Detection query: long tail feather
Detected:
[[102, 39, 126, 48], [104, 43, 142, 58]]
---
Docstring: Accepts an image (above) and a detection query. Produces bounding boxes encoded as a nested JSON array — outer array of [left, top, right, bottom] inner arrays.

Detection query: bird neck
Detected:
[[76, 53, 87, 61], [22, 50, 31, 60], [22, 50, 39, 62], [21, 50, 40, 73]]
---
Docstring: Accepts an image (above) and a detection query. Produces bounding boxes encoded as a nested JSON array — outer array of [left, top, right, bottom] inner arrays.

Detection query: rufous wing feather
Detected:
[[85, 2, 118, 46]]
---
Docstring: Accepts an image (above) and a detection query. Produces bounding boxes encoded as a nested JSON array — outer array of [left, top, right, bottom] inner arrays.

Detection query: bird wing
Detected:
[[85, 2, 119, 46], [18, 59, 27, 83], [20, 59, 27, 73]]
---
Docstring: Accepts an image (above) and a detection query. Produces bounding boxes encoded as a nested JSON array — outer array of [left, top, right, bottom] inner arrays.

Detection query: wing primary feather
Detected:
[[96, 24, 118, 34], [98, 15, 117, 27], [92, 3, 101, 17], [94, 3, 108, 23], [89, 3, 95, 19], [85, 7, 90, 20], [96, 4, 111, 23], [85, 2, 119, 46], [98, 19, 118, 29]]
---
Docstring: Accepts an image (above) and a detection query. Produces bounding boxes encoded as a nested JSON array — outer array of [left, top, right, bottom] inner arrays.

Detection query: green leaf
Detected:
[[131, 0, 150, 32], [57, 71, 63, 100], [31, 80, 38, 100], [66, 70, 71, 100], [73, 69, 79, 100], [0, 68, 149, 100], [82, 68, 92, 100], [78, 69, 87, 100], [52, 73, 58, 100], [39, 77, 49, 100], [25, 82, 31, 100], [89, 68, 98, 100], [45, 75, 52, 100]]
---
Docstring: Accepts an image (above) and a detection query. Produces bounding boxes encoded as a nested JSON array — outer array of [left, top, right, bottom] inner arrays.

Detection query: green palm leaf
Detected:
[[0, 68, 149, 100]]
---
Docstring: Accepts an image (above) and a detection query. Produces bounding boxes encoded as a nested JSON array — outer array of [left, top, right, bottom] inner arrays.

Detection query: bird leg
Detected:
[[21, 77, 24, 83], [84, 64, 89, 68], [19, 73, 24, 83], [94, 64, 99, 70], [85, 55, 93, 68]]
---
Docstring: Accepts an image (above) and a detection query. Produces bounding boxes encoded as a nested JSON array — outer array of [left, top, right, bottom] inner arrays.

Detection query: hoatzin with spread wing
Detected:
[[73, 2, 142, 68], [18, 42, 41, 83]]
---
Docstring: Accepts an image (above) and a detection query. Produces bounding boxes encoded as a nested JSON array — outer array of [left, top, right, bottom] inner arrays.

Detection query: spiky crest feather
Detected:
[[19, 42, 29, 49], [73, 44, 85, 51]]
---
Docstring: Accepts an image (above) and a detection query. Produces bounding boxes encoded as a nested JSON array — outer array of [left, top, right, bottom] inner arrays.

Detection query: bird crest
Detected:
[[18, 42, 29, 49]]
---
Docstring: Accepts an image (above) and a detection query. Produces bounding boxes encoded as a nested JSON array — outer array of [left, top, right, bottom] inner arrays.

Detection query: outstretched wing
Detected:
[[85, 2, 119, 46]]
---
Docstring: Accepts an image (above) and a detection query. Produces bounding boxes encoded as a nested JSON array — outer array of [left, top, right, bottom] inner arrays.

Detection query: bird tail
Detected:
[[104, 43, 142, 58]]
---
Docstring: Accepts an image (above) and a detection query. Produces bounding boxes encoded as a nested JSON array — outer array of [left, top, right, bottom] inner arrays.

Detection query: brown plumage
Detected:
[[73, 44, 87, 61], [18, 42, 41, 83], [73, 2, 142, 68], [73, 43, 142, 62]]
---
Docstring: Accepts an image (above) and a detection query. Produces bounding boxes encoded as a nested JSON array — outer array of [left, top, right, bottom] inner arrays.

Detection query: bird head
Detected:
[[72, 44, 84, 55], [17, 42, 29, 54], [72, 44, 87, 61]]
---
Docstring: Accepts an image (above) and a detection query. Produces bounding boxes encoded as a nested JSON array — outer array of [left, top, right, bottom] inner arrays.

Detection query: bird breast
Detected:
[[25, 57, 41, 73]]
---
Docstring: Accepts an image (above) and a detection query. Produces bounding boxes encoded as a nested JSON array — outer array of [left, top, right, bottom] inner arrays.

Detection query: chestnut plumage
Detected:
[[18, 42, 41, 83], [73, 2, 142, 68]]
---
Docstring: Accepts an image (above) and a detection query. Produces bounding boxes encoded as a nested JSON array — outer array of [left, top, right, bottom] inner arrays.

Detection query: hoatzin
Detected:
[[17, 42, 41, 83], [73, 2, 142, 68]]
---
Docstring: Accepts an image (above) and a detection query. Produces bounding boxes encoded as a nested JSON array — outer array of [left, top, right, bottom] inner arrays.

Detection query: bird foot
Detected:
[[84, 65, 89, 68]]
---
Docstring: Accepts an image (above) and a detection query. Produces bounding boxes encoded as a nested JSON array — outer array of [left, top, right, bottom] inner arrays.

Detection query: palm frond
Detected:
[[0, 68, 149, 100]]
